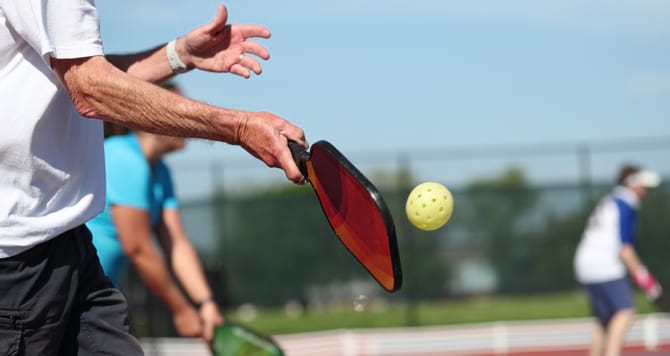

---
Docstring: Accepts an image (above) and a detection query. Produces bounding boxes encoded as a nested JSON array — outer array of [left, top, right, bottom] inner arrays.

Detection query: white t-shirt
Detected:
[[0, 0, 106, 257], [574, 186, 640, 284]]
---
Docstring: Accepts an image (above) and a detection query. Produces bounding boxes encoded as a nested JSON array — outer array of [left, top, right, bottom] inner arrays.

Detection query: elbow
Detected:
[[122, 242, 145, 262], [54, 56, 110, 119], [122, 247, 139, 261], [71, 94, 101, 119], [67, 70, 106, 119]]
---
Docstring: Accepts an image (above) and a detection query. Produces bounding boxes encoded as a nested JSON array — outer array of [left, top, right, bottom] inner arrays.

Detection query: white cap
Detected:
[[625, 169, 661, 188]]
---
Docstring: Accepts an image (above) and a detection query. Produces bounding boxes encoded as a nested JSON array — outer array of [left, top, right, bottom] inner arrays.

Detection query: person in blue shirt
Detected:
[[88, 82, 223, 342], [574, 164, 661, 356]]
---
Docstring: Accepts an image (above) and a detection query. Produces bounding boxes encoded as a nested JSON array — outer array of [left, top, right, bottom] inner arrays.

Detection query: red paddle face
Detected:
[[305, 142, 401, 292]]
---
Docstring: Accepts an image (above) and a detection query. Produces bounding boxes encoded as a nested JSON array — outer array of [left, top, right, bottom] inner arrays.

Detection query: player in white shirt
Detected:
[[574, 165, 661, 356], [0, 2, 306, 355]]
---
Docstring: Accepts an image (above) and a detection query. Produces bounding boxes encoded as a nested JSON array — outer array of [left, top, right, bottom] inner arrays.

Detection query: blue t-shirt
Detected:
[[87, 134, 178, 286]]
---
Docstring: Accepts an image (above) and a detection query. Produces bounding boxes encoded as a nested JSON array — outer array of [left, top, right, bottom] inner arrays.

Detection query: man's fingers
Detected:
[[229, 64, 251, 78], [238, 57, 262, 75], [203, 322, 215, 342], [280, 147, 306, 184], [236, 24, 271, 40], [241, 41, 270, 61], [283, 129, 307, 150], [280, 132, 307, 184]]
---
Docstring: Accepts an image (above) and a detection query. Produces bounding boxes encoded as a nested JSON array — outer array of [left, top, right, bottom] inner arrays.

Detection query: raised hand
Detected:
[[177, 4, 271, 78]]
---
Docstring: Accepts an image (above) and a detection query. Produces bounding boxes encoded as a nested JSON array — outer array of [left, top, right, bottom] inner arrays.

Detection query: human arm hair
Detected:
[[50, 55, 306, 183], [51, 56, 242, 142]]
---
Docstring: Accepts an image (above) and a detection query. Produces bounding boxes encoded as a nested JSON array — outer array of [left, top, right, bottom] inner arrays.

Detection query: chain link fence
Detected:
[[126, 137, 670, 337]]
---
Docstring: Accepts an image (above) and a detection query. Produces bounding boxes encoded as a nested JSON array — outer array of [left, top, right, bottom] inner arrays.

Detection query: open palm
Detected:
[[183, 4, 271, 78]]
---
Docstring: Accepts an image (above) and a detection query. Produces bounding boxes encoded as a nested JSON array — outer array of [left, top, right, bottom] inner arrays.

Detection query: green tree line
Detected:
[[212, 168, 670, 307]]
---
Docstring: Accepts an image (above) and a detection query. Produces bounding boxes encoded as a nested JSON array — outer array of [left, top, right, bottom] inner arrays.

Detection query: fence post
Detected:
[[342, 331, 360, 356], [492, 321, 509, 355], [643, 314, 659, 351]]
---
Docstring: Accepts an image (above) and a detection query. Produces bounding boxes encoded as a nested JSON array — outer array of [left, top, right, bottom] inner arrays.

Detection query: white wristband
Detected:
[[166, 39, 190, 73]]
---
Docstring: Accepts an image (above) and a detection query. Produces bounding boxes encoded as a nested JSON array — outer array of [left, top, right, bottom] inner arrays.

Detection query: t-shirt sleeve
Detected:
[[105, 143, 151, 211], [155, 162, 179, 210], [0, 0, 103, 64], [615, 198, 637, 246]]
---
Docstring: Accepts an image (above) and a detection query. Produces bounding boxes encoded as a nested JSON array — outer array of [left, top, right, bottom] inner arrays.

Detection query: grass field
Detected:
[[232, 291, 658, 334]]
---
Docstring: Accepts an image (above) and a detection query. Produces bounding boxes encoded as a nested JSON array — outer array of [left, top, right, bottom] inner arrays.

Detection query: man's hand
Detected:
[[177, 4, 271, 78], [633, 266, 662, 299], [173, 305, 204, 337], [236, 111, 307, 184], [199, 301, 224, 342]]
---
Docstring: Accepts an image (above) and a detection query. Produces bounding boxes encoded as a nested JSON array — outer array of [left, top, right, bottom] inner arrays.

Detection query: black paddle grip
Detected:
[[287, 141, 309, 177]]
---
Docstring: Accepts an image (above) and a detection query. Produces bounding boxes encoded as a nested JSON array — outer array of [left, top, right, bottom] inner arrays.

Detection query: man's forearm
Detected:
[[130, 244, 192, 314], [620, 244, 644, 275], [54, 55, 244, 143], [158, 213, 215, 305], [106, 43, 175, 83], [52, 52, 308, 183], [171, 239, 214, 305]]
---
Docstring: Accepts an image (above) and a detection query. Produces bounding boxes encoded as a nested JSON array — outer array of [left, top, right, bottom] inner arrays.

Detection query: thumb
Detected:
[[205, 4, 229, 35]]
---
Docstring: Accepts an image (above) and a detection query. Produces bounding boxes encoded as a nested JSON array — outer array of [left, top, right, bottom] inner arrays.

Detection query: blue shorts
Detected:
[[584, 278, 635, 328]]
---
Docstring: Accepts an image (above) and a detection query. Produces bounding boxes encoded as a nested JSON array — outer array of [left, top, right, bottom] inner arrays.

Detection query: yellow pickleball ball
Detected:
[[405, 182, 454, 231]]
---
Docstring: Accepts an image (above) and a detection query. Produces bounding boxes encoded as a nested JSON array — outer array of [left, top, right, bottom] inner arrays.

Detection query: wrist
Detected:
[[196, 297, 215, 309], [634, 266, 649, 279], [633, 267, 656, 289], [166, 38, 192, 73], [230, 111, 249, 146]]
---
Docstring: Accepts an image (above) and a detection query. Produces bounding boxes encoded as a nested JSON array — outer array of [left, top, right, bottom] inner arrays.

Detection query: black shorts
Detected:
[[0, 225, 144, 356]]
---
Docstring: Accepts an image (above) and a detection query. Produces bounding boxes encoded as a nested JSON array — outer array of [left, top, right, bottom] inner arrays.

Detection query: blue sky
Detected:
[[96, 1, 670, 197]]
